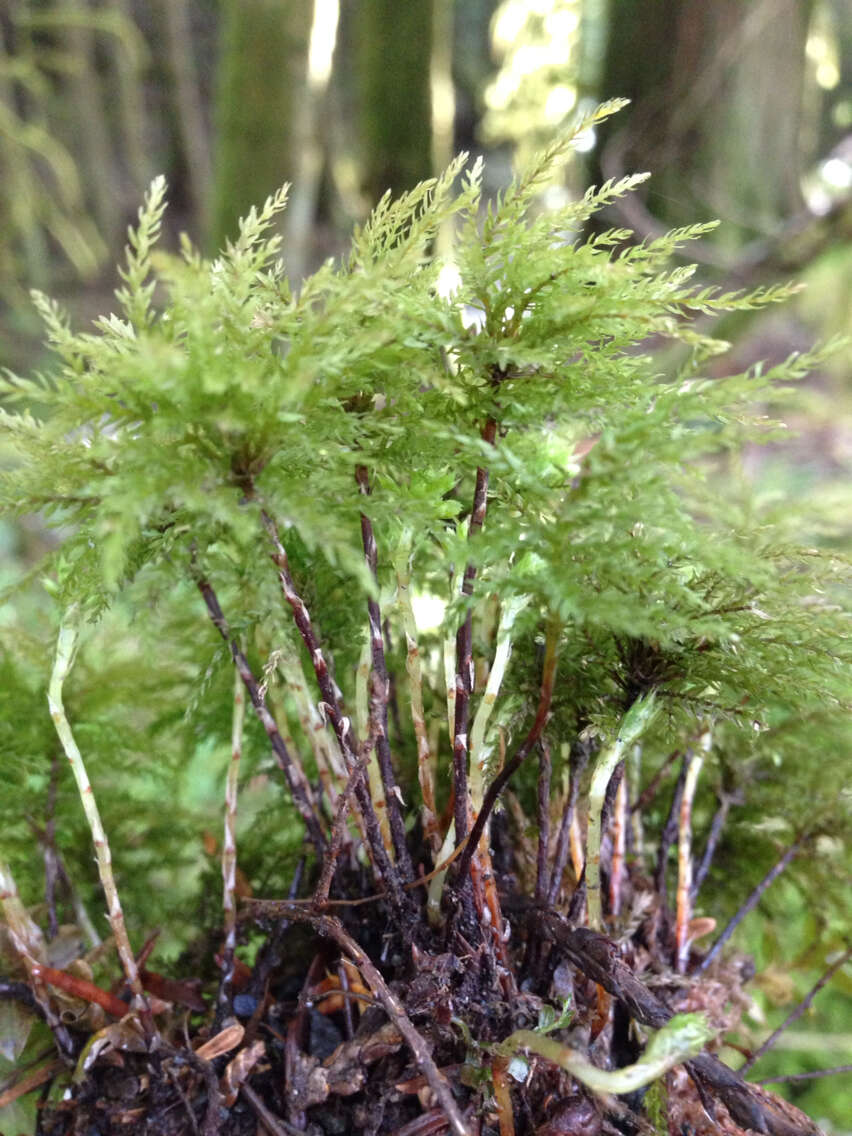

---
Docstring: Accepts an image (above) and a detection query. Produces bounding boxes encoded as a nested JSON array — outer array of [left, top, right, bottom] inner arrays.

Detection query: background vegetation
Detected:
[[0, 1, 849, 1132]]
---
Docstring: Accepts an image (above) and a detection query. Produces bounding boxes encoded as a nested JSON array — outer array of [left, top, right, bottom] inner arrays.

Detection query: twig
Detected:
[[630, 747, 680, 814], [263, 905, 470, 1136], [454, 616, 560, 888], [452, 416, 497, 847], [608, 773, 627, 919], [740, 945, 852, 1073], [219, 657, 246, 1018], [697, 837, 804, 973], [260, 512, 411, 917], [654, 753, 688, 903], [195, 575, 327, 857], [547, 743, 590, 905], [754, 1065, 852, 1085], [47, 608, 157, 1041], [356, 466, 413, 879], [676, 729, 710, 972], [691, 789, 736, 900], [587, 694, 659, 931], [313, 700, 377, 905], [242, 1082, 306, 1136], [535, 739, 552, 906]]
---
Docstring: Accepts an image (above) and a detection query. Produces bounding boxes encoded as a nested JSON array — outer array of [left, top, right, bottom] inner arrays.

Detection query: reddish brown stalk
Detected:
[[355, 466, 414, 880], [452, 416, 497, 847], [691, 790, 736, 900], [740, 944, 852, 1074], [609, 774, 627, 918], [534, 739, 552, 905], [196, 577, 327, 857], [654, 755, 689, 903], [630, 747, 681, 814], [547, 744, 589, 905], [313, 688, 379, 906], [29, 963, 130, 1020], [455, 617, 560, 887], [698, 838, 804, 973], [260, 512, 411, 917]]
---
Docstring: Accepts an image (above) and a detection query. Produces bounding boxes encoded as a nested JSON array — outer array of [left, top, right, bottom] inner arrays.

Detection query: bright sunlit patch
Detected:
[[308, 0, 339, 89], [573, 127, 596, 153], [545, 84, 576, 123], [410, 592, 447, 633], [821, 157, 852, 189], [436, 262, 462, 300]]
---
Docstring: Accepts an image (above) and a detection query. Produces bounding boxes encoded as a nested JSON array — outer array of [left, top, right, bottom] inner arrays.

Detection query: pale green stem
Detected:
[[630, 742, 644, 858], [443, 636, 456, 747], [468, 594, 529, 811], [395, 534, 439, 851], [220, 656, 245, 1006], [501, 1011, 712, 1096], [355, 632, 391, 853], [47, 608, 151, 1028], [587, 693, 659, 931], [675, 725, 711, 973], [278, 652, 346, 790], [427, 820, 456, 927], [0, 858, 45, 964]]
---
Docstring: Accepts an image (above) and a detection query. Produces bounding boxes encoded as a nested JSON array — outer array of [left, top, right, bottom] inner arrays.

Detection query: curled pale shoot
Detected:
[[586, 692, 659, 931], [500, 1012, 713, 1097], [47, 606, 156, 1039]]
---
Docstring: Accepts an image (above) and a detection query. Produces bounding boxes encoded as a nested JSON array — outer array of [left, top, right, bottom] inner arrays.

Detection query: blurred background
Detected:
[[0, 0, 850, 1127]]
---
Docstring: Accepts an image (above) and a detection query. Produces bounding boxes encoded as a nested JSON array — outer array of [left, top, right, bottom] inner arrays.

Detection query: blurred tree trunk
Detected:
[[351, 0, 434, 204], [209, 0, 311, 251], [592, 0, 815, 257]]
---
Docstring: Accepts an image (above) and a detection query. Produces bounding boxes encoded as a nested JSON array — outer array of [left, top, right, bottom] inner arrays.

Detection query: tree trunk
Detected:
[[351, 0, 435, 204], [593, 0, 814, 253], [209, 0, 312, 252]]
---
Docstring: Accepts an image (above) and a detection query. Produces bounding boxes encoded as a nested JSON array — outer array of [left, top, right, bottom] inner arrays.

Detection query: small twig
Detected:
[[168, 1046, 223, 1136], [313, 709, 377, 905], [630, 747, 680, 814], [654, 753, 688, 903], [452, 416, 498, 847], [691, 789, 737, 900], [698, 838, 804, 973], [547, 743, 590, 905], [196, 576, 327, 856], [219, 657, 246, 1019], [454, 616, 560, 888], [608, 773, 627, 919], [534, 739, 552, 906], [356, 466, 413, 880], [587, 694, 659, 931], [261, 511, 411, 918], [740, 944, 852, 1073], [47, 608, 157, 1042], [754, 1065, 852, 1085], [266, 906, 470, 1136], [242, 1082, 306, 1136]]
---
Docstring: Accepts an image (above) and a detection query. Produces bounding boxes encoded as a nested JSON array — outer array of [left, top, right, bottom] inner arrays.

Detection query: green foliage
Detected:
[[0, 100, 848, 1003]]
